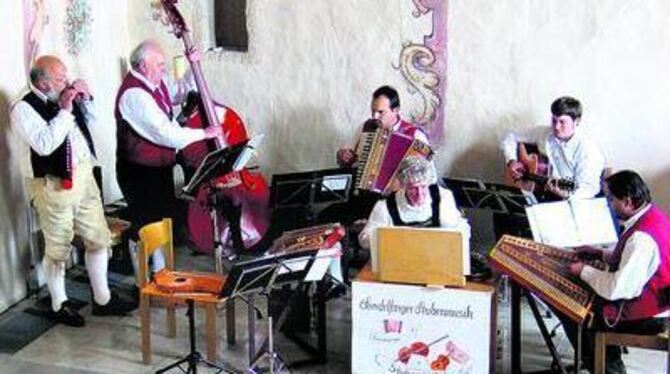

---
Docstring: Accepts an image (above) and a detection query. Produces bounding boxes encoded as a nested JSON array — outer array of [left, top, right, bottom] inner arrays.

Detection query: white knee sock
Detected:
[[85, 249, 111, 305], [43, 257, 67, 312]]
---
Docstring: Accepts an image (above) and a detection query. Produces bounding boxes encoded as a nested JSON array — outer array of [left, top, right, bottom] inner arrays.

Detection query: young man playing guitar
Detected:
[[501, 96, 606, 201]]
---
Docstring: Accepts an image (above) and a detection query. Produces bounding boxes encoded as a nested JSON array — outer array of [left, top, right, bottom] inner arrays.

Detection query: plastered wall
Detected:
[[0, 0, 130, 312], [2, 0, 670, 311], [127, 0, 670, 212]]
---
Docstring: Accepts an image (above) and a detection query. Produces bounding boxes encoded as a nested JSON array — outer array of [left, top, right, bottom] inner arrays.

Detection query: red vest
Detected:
[[396, 119, 426, 141], [603, 205, 670, 321], [115, 72, 176, 167]]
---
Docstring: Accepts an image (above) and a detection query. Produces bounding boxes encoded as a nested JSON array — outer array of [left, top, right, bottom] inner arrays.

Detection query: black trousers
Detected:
[[117, 161, 182, 241]]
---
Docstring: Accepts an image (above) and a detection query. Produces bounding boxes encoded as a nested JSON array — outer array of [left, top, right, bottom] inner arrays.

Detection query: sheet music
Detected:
[[303, 247, 341, 282], [570, 198, 618, 246], [276, 255, 310, 275], [321, 174, 351, 192], [527, 201, 580, 246], [233, 134, 264, 171], [526, 198, 617, 247]]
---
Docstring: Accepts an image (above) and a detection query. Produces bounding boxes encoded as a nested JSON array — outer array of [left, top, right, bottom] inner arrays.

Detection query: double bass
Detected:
[[158, 0, 270, 256]]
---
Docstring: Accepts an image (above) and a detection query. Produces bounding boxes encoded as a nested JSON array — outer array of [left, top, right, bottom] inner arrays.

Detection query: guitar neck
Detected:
[[524, 173, 575, 191]]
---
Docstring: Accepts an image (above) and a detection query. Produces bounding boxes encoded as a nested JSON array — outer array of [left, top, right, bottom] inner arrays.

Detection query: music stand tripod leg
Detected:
[[211, 200, 225, 274], [155, 299, 232, 374], [249, 316, 287, 374], [523, 290, 568, 374], [511, 281, 522, 374]]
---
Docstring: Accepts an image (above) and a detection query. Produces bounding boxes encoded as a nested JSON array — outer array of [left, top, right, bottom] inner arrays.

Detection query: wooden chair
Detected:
[[594, 318, 670, 374], [138, 218, 226, 364]]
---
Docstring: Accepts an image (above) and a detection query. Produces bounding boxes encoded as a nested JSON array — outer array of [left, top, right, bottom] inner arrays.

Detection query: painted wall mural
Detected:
[[64, 0, 93, 56], [23, 0, 93, 75], [22, 0, 48, 76], [397, 0, 447, 144]]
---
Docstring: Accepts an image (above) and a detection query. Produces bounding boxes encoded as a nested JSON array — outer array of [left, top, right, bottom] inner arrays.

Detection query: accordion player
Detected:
[[354, 119, 433, 195]]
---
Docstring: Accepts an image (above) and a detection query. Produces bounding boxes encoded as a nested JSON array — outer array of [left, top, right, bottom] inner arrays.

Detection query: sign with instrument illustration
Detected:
[[352, 281, 494, 373]]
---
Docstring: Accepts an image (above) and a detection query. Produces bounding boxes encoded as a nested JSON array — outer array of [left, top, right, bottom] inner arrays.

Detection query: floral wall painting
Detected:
[[397, 0, 447, 144], [64, 0, 93, 56], [22, 0, 48, 77]]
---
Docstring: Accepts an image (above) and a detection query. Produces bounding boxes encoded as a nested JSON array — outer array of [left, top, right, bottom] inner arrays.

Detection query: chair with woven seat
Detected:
[[594, 318, 670, 374], [138, 218, 227, 365]]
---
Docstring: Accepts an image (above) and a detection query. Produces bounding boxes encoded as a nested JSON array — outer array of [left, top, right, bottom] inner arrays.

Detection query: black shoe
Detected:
[[50, 301, 86, 327], [92, 291, 136, 316]]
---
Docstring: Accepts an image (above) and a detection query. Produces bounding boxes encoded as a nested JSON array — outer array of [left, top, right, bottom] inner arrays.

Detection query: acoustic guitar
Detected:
[[504, 142, 575, 193]]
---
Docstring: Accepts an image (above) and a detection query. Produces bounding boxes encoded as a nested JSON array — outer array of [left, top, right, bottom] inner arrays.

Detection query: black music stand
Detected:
[[442, 177, 535, 214], [221, 250, 325, 372], [181, 141, 250, 198], [179, 141, 253, 273], [270, 168, 354, 221], [253, 249, 337, 370], [270, 168, 354, 237], [155, 297, 236, 374]]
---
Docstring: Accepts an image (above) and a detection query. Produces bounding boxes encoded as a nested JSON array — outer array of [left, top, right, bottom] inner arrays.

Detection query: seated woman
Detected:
[[358, 156, 470, 253]]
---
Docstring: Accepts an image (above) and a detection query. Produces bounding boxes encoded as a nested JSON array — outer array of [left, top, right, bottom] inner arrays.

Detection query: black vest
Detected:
[[386, 184, 441, 227], [22, 92, 96, 181]]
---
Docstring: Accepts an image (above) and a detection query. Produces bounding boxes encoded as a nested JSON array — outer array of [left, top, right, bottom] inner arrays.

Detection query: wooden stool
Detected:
[[594, 319, 669, 374]]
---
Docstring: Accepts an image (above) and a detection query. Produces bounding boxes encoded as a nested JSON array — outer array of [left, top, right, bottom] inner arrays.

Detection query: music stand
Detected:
[[269, 168, 353, 229], [483, 182, 536, 215], [220, 250, 324, 373], [155, 296, 236, 374], [442, 177, 535, 215], [181, 141, 250, 198], [178, 141, 252, 273]]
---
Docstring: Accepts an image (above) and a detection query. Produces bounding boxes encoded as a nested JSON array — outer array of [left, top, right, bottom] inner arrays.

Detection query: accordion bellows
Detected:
[[355, 122, 432, 195]]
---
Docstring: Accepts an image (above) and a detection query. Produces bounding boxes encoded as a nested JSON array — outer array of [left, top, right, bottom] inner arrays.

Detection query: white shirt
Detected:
[[501, 126, 606, 199], [11, 86, 95, 179], [580, 204, 661, 302], [117, 69, 206, 151], [358, 185, 470, 250]]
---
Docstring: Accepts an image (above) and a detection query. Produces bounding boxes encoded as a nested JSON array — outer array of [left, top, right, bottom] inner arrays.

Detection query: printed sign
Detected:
[[352, 281, 493, 374]]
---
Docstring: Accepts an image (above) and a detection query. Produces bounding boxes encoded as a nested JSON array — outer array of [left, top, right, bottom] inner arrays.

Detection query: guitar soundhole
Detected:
[[175, 277, 187, 283]]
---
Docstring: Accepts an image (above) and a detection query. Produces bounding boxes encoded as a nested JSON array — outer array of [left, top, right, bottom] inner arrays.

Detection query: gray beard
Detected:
[[45, 89, 60, 103]]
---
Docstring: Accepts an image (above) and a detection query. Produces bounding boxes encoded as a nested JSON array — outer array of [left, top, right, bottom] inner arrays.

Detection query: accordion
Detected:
[[355, 120, 433, 195]]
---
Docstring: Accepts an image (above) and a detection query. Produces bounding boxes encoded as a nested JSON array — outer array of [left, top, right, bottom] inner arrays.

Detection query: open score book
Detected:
[[525, 197, 619, 248]]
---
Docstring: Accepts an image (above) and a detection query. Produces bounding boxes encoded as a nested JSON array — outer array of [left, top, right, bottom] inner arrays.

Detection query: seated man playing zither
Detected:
[[560, 170, 670, 373]]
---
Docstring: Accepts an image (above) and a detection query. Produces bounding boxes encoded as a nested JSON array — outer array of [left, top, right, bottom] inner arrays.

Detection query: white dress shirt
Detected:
[[580, 204, 660, 302], [11, 86, 96, 179], [117, 69, 206, 151], [358, 185, 470, 250], [501, 126, 606, 199]]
